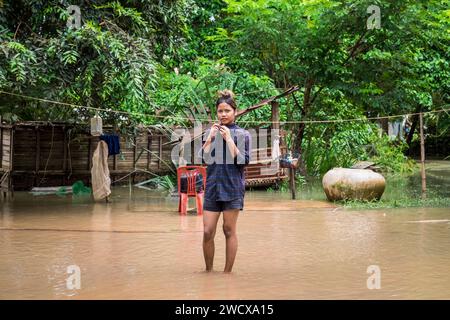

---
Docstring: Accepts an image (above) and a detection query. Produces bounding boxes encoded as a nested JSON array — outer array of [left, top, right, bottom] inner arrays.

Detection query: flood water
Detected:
[[1, 161, 449, 299]]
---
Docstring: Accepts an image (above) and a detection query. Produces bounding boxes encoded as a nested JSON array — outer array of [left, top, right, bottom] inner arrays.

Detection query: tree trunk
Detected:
[[406, 117, 418, 146], [293, 78, 314, 175], [379, 118, 388, 135], [406, 106, 422, 154]]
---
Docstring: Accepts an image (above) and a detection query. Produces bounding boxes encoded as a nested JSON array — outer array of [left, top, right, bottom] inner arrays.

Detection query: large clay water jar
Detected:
[[322, 168, 386, 201]]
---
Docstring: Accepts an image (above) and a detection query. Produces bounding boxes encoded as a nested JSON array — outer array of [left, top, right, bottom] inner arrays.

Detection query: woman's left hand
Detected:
[[219, 125, 232, 142]]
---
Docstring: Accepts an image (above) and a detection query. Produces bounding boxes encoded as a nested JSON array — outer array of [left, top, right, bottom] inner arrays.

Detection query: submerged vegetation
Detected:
[[341, 196, 450, 209]]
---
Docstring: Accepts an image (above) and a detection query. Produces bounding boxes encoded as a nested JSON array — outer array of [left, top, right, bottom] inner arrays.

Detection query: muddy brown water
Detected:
[[1, 161, 450, 299]]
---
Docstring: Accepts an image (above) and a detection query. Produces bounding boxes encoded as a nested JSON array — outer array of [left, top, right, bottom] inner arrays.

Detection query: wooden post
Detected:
[[0, 126, 13, 201], [271, 100, 281, 183], [0, 125, 3, 170], [87, 137, 92, 170], [380, 118, 389, 135], [62, 127, 67, 185], [147, 133, 152, 170], [10, 127, 14, 199], [289, 167, 296, 200], [158, 136, 162, 169], [113, 136, 117, 171], [132, 135, 137, 184], [133, 136, 137, 170], [179, 143, 186, 167], [271, 101, 280, 130], [35, 126, 40, 186], [129, 174, 132, 200], [419, 112, 426, 199], [87, 137, 92, 185]]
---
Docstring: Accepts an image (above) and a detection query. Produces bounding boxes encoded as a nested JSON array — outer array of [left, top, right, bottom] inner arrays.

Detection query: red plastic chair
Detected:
[[177, 166, 207, 215]]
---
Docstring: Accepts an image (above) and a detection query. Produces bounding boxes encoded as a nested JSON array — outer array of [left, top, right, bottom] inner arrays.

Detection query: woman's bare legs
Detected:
[[222, 209, 239, 273], [203, 210, 220, 271]]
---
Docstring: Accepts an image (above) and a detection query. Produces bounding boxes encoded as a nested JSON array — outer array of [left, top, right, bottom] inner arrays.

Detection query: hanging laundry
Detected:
[[388, 120, 404, 140], [91, 140, 111, 201], [99, 134, 121, 156], [272, 135, 281, 160]]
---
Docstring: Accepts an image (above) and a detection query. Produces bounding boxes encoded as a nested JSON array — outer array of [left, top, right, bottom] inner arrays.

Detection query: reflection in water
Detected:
[[1, 174, 450, 299]]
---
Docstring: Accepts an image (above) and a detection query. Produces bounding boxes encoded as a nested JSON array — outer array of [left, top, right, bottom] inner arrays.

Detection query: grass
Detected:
[[340, 196, 450, 209], [266, 175, 308, 193]]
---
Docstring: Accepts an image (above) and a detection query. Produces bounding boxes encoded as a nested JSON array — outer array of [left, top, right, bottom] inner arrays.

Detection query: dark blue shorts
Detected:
[[203, 198, 244, 212]]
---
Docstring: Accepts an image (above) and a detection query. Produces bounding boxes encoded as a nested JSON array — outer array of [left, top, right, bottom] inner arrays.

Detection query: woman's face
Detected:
[[217, 102, 236, 125]]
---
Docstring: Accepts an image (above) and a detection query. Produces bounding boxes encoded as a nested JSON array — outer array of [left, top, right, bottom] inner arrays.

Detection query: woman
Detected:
[[201, 90, 251, 273]]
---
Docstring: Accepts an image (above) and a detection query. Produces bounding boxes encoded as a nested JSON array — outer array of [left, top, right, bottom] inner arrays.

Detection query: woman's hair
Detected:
[[216, 89, 237, 110]]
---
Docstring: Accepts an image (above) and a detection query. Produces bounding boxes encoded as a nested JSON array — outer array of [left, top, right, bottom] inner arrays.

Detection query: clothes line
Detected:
[[1, 90, 449, 125]]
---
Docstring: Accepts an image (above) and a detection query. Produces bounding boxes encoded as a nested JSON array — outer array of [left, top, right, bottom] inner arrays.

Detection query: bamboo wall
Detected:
[[1, 126, 12, 171], [0, 123, 287, 191], [0, 123, 172, 190]]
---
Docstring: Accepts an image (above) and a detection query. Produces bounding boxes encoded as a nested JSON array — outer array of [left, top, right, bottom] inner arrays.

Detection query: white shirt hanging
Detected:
[[272, 135, 281, 160]]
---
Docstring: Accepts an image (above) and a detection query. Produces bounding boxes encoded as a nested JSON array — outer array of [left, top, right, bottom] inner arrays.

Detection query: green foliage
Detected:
[[169, 0, 228, 72], [299, 88, 415, 175], [303, 120, 416, 175], [152, 58, 278, 126], [369, 134, 416, 174], [0, 0, 193, 125], [208, 0, 449, 159], [0, 0, 448, 180]]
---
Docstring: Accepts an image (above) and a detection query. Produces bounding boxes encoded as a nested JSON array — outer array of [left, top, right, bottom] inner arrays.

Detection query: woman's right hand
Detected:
[[208, 123, 220, 139]]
